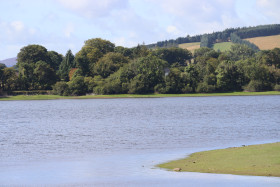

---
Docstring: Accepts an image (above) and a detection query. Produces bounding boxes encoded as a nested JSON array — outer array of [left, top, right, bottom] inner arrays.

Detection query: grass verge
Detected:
[[157, 142, 280, 177], [0, 91, 280, 101]]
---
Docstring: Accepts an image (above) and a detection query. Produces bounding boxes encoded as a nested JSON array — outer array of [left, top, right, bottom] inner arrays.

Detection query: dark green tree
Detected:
[[34, 61, 57, 89], [216, 61, 243, 91], [93, 52, 129, 78], [68, 76, 87, 95], [59, 50, 75, 81], [48, 51, 63, 71], [153, 47, 192, 66], [128, 55, 167, 94]]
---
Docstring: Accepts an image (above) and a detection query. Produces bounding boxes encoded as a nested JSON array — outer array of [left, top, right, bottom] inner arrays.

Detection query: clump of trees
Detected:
[[1, 37, 280, 96]]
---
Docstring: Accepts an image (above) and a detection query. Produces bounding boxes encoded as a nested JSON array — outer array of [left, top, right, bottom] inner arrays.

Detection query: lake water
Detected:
[[0, 96, 280, 186]]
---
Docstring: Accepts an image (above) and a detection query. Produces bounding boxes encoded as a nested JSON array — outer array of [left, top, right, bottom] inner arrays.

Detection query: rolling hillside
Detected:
[[179, 34, 280, 53], [244, 35, 280, 50]]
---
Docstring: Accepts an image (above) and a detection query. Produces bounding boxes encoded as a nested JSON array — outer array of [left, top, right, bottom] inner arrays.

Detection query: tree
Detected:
[[76, 38, 115, 76], [216, 61, 243, 91], [17, 44, 60, 90], [75, 46, 102, 76], [153, 47, 192, 66], [128, 55, 167, 94], [68, 76, 87, 95], [34, 61, 57, 89], [184, 65, 200, 92], [85, 38, 115, 54], [59, 50, 75, 81], [48, 51, 63, 71], [114, 46, 133, 58], [92, 52, 129, 78], [17, 45, 49, 64], [164, 68, 186, 93], [226, 44, 255, 61], [1, 68, 18, 91]]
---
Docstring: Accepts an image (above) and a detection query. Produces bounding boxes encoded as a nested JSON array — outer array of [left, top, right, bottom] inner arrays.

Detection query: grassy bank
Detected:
[[0, 91, 280, 101], [157, 142, 280, 177]]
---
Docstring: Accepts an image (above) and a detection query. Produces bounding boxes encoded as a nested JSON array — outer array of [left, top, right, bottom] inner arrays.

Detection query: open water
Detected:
[[0, 96, 280, 186]]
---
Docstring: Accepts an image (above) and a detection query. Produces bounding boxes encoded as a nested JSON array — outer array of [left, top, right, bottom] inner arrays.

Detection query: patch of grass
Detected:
[[245, 35, 280, 50], [213, 42, 234, 52], [179, 42, 200, 53], [0, 91, 279, 101], [0, 95, 68, 100], [157, 142, 280, 177]]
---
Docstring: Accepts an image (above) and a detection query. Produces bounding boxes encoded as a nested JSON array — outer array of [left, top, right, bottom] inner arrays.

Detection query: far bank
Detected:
[[1, 91, 280, 101]]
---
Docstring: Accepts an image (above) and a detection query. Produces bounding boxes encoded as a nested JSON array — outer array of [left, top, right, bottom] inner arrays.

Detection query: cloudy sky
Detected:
[[0, 0, 279, 60]]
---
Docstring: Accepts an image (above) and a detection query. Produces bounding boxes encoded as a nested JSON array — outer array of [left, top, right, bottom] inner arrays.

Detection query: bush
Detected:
[[196, 82, 216, 93], [68, 76, 87, 96], [243, 80, 266, 92], [52, 82, 70, 96], [274, 84, 280, 91], [182, 84, 193, 93]]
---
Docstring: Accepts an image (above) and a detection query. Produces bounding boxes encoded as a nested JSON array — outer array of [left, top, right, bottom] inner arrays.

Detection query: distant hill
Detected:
[[147, 24, 280, 51], [0, 57, 17, 67]]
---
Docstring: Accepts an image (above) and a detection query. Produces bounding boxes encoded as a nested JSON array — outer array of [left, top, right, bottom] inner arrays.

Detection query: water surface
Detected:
[[0, 96, 280, 186]]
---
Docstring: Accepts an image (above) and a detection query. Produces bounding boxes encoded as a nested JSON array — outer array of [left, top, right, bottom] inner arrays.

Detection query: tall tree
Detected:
[[59, 50, 75, 81]]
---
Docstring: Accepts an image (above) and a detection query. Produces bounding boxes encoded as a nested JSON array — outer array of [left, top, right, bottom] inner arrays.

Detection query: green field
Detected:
[[1, 91, 280, 101], [157, 142, 280, 177], [213, 42, 234, 52]]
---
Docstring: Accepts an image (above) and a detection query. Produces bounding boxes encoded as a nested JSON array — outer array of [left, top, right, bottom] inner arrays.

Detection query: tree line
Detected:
[[0, 38, 280, 96], [147, 24, 280, 50]]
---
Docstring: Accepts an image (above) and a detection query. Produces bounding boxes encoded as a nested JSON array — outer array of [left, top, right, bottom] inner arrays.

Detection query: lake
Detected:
[[0, 96, 280, 186]]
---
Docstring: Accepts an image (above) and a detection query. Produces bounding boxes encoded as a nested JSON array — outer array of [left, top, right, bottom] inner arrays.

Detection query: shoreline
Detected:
[[1, 91, 280, 101], [157, 142, 280, 177]]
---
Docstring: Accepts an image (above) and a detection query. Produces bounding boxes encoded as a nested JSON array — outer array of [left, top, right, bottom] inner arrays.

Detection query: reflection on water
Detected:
[[0, 96, 280, 186]]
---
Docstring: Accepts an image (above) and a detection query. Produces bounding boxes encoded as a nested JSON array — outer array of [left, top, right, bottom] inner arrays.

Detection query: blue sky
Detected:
[[0, 0, 279, 60]]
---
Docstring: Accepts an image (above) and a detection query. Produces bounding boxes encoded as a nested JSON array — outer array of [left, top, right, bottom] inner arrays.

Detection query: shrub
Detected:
[[182, 84, 193, 93], [274, 84, 280, 91], [196, 82, 216, 93], [68, 76, 87, 96], [243, 80, 265, 92], [52, 81, 70, 96]]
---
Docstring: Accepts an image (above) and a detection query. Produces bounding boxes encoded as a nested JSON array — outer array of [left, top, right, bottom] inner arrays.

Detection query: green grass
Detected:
[[0, 91, 280, 101], [213, 42, 234, 52], [157, 142, 280, 177]]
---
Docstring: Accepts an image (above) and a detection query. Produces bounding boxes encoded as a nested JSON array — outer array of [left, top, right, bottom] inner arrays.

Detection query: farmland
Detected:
[[178, 42, 200, 53], [245, 35, 280, 50], [213, 42, 234, 52]]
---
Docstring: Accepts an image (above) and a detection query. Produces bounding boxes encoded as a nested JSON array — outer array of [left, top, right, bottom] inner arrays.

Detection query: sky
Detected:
[[0, 0, 279, 60]]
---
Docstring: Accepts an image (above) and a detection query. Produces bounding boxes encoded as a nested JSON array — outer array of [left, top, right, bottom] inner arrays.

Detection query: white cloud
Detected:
[[64, 23, 75, 38], [166, 25, 182, 36], [57, 0, 129, 18], [10, 21, 24, 32], [256, 0, 280, 22]]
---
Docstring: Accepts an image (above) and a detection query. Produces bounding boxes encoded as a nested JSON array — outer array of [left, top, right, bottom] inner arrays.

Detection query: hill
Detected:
[[244, 35, 280, 50], [0, 57, 17, 67], [147, 24, 280, 51]]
